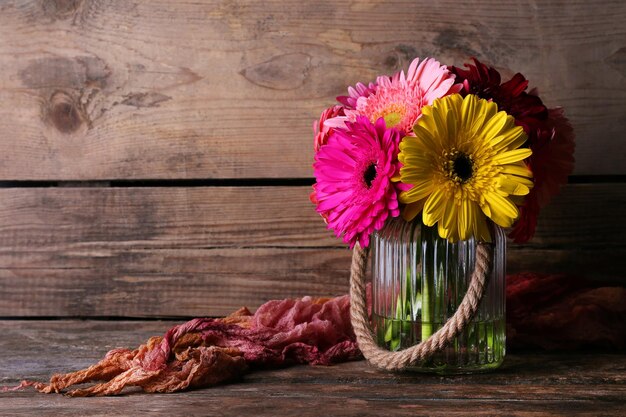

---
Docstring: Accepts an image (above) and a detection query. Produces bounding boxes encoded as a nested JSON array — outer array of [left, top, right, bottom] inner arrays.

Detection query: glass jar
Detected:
[[371, 217, 506, 373]]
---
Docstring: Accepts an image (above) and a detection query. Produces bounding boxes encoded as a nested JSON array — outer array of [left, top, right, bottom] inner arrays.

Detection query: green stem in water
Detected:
[[421, 224, 434, 341], [421, 272, 432, 341]]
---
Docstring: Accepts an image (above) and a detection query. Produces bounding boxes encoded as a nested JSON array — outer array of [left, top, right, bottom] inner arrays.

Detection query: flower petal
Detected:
[[492, 148, 533, 165], [483, 191, 519, 227], [422, 187, 448, 226]]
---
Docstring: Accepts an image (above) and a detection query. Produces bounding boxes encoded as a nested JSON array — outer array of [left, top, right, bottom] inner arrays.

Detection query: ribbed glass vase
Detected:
[[371, 217, 506, 373]]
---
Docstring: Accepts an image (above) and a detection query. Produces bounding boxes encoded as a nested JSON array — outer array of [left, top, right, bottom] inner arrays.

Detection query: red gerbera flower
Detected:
[[451, 58, 575, 242], [509, 108, 575, 242], [450, 58, 548, 131]]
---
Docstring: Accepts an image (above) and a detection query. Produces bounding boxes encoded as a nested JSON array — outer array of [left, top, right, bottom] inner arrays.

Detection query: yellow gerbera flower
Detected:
[[398, 94, 533, 242]]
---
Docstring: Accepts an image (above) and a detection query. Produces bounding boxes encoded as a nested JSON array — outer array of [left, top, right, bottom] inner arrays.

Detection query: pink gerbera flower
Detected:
[[312, 117, 401, 248], [326, 58, 461, 135], [336, 81, 378, 110], [313, 105, 345, 152]]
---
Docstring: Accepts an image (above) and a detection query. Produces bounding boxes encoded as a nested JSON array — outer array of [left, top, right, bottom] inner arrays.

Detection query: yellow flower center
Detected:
[[371, 103, 406, 127]]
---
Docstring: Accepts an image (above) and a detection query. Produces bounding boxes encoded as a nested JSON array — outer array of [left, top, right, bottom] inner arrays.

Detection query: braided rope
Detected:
[[349, 241, 493, 371]]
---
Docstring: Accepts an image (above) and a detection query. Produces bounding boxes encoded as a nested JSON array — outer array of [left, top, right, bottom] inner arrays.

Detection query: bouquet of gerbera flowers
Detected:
[[311, 57, 575, 247]]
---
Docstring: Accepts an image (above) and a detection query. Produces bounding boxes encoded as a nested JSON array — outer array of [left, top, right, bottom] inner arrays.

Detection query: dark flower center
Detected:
[[363, 163, 377, 188], [451, 153, 474, 183]]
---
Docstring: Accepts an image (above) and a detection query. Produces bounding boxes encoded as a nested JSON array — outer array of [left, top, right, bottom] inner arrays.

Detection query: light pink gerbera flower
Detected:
[[326, 58, 461, 135], [312, 117, 401, 248]]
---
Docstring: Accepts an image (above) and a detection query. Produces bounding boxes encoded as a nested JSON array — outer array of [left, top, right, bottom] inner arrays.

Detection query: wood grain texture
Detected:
[[0, 184, 623, 317], [0, 0, 624, 179], [0, 320, 625, 416]]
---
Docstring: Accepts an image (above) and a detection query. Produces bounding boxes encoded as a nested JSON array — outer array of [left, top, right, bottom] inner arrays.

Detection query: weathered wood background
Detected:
[[0, 0, 624, 318]]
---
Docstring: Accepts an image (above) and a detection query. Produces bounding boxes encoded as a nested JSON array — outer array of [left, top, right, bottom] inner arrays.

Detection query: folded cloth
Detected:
[[5, 274, 624, 396], [9, 295, 360, 396], [506, 273, 626, 350]]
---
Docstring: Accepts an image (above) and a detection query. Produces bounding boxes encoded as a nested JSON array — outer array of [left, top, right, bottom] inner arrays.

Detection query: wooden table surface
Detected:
[[0, 320, 624, 417]]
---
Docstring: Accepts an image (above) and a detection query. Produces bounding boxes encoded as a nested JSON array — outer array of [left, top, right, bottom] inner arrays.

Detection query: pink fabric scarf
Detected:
[[4, 273, 624, 396]]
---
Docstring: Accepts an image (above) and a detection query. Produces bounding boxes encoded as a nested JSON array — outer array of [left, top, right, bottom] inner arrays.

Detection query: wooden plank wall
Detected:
[[0, 0, 624, 317]]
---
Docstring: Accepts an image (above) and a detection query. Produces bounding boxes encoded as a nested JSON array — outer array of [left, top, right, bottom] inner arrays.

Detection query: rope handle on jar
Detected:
[[349, 241, 493, 371]]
